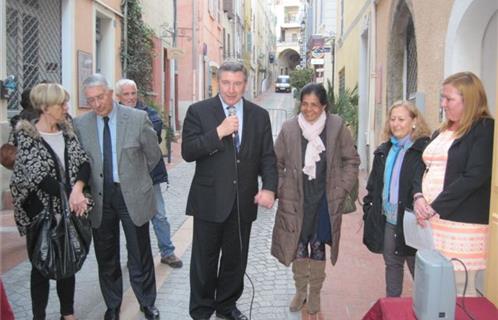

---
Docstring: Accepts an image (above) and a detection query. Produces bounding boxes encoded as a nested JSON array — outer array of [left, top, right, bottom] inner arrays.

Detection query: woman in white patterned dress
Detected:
[[413, 72, 494, 296]]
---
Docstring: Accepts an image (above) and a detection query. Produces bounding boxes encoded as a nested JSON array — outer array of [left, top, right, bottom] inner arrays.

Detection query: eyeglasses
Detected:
[[86, 93, 107, 106]]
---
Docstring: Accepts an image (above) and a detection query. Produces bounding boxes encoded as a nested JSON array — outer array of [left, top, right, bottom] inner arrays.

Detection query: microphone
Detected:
[[227, 105, 238, 135], [227, 106, 240, 150]]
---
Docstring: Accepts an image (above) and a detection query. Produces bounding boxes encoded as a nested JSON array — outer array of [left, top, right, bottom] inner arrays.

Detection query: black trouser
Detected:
[[93, 184, 156, 310], [189, 206, 252, 319], [30, 267, 75, 319]]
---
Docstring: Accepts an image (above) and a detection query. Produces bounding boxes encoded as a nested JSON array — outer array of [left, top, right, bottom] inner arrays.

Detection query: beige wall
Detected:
[[375, 0, 453, 134], [141, 0, 175, 109], [142, 0, 174, 46]]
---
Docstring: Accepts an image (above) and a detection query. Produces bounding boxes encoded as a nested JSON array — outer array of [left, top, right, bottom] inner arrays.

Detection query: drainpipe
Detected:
[[122, 0, 128, 77], [367, 0, 377, 171], [192, 0, 197, 102]]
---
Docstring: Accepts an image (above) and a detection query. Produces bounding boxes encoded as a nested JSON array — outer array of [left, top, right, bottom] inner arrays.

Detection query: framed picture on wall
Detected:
[[77, 50, 93, 108]]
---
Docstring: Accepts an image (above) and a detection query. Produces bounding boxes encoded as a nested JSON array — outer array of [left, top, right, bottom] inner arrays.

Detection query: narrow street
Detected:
[[253, 90, 296, 137]]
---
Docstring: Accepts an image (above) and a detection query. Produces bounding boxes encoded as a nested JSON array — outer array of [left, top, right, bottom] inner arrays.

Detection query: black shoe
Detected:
[[140, 305, 160, 320], [160, 254, 183, 268], [104, 308, 120, 320], [216, 308, 248, 320]]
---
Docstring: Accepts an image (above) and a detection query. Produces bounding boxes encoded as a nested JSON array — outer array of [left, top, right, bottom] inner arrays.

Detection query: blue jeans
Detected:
[[151, 183, 175, 257]]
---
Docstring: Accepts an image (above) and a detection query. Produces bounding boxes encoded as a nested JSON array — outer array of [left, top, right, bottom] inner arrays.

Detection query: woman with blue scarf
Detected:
[[362, 101, 431, 297]]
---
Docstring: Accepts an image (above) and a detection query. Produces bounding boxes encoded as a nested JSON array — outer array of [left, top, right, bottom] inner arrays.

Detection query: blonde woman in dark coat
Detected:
[[271, 83, 360, 314], [10, 83, 91, 320], [362, 101, 431, 297]]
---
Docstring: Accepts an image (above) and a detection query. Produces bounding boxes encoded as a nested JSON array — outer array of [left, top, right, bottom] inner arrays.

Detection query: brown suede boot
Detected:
[[307, 259, 326, 314], [289, 259, 310, 312]]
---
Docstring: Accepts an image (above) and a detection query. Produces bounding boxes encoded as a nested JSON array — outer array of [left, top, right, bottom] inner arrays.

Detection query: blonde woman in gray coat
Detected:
[[271, 83, 360, 314]]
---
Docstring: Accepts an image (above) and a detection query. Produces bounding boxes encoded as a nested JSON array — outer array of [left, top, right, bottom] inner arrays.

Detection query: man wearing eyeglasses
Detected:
[[73, 74, 161, 320]]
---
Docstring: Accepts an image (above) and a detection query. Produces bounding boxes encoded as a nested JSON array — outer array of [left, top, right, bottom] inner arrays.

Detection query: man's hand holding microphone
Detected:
[[217, 107, 239, 139]]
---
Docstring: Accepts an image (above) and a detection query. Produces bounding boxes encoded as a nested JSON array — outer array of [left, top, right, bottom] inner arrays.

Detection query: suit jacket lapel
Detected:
[[115, 103, 128, 166], [240, 98, 252, 151], [86, 112, 104, 169], [213, 95, 226, 124]]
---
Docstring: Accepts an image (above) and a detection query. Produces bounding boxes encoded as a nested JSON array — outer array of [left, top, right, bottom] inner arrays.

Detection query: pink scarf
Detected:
[[298, 111, 326, 180]]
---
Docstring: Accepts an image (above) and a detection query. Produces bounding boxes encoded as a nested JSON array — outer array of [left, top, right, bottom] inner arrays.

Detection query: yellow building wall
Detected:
[[335, 27, 361, 93], [334, 0, 369, 95], [486, 62, 498, 305]]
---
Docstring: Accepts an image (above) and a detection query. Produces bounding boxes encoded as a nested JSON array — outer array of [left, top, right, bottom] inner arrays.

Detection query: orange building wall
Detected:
[[74, 0, 122, 114], [201, 3, 223, 67], [151, 36, 164, 108], [177, 0, 195, 103]]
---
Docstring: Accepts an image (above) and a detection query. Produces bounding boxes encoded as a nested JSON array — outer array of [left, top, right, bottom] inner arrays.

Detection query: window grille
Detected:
[[406, 18, 417, 99], [6, 0, 61, 114]]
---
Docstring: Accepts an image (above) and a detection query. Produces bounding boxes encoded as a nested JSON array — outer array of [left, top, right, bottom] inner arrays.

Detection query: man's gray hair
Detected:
[[83, 73, 109, 90], [115, 79, 137, 96], [217, 59, 247, 82]]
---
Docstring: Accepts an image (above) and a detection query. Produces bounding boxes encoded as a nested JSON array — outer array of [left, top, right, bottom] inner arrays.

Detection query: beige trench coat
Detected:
[[271, 114, 360, 266]]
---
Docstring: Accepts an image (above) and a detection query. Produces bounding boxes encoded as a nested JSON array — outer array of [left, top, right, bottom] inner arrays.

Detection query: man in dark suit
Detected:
[[182, 60, 278, 320], [73, 74, 161, 320]]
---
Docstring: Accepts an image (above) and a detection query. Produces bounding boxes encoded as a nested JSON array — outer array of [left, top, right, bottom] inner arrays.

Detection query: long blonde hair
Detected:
[[382, 100, 431, 142], [440, 72, 492, 137]]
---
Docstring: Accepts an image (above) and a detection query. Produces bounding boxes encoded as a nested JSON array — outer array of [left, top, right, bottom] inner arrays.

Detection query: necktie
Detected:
[[103, 116, 114, 190], [227, 106, 240, 151]]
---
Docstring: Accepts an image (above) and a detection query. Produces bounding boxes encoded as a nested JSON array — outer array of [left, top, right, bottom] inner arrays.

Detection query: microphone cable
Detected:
[[231, 131, 256, 320], [450, 258, 476, 320]]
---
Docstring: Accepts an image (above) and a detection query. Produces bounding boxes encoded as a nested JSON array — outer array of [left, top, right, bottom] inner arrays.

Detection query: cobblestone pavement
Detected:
[[154, 206, 299, 320], [3, 158, 299, 320], [3, 160, 194, 320]]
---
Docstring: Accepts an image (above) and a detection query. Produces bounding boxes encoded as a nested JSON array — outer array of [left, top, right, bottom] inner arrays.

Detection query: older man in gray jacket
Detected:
[[74, 74, 161, 320]]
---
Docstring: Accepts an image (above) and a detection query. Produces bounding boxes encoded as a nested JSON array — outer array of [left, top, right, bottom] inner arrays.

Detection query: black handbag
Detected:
[[26, 152, 92, 280], [27, 184, 92, 280]]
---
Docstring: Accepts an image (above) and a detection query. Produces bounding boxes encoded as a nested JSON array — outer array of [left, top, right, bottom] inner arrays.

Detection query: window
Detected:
[[284, 6, 299, 24], [94, 11, 115, 84], [96, 16, 102, 73], [223, 28, 226, 58], [405, 18, 417, 99]]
